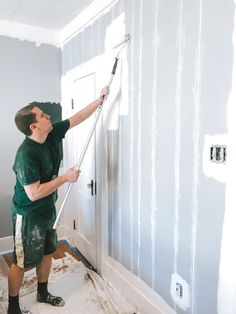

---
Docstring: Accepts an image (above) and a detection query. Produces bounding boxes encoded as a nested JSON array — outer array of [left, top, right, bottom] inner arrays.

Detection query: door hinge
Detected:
[[71, 98, 74, 110], [73, 219, 76, 230]]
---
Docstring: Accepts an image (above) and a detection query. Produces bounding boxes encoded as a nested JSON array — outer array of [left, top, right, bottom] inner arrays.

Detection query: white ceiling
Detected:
[[0, 0, 94, 31]]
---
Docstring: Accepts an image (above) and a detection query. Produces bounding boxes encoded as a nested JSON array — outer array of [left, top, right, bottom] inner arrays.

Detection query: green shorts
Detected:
[[12, 209, 58, 269]]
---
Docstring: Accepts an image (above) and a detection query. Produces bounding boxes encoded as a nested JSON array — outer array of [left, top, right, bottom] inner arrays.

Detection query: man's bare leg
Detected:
[[8, 264, 24, 296], [36, 254, 65, 307], [36, 254, 52, 282], [8, 264, 24, 313]]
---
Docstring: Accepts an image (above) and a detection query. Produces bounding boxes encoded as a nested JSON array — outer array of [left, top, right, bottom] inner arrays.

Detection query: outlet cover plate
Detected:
[[170, 273, 190, 311]]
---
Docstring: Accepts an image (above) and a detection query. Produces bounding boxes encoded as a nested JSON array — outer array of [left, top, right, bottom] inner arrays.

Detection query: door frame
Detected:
[[61, 55, 105, 271]]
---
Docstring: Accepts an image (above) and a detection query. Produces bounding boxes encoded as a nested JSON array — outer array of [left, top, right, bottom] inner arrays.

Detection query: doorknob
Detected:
[[87, 179, 94, 196]]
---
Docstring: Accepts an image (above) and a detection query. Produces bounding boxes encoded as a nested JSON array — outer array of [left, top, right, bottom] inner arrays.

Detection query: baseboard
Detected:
[[0, 236, 13, 255], [102, 258, 176, 314]]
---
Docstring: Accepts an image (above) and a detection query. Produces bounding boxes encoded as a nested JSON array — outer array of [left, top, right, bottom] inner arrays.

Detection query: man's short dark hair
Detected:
[[15, 104, 37, 136]]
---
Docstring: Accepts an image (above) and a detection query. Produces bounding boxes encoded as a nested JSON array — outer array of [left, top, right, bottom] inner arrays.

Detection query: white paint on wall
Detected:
[[218, 185, 236, 314], [103, 12, 130, 247], [105, 13, 126, 51], [217, 2, 236, 312], [202, 134, 228, 183], [191, 0, 203, 312], [104, 13, 129, 130]]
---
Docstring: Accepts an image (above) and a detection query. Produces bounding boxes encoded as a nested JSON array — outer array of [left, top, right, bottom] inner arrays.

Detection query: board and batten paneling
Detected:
[[62, 0, 234, 313]]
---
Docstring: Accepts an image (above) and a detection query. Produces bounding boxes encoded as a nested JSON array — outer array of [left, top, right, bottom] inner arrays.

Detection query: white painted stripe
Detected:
[[15, 214, 24, 268], [191, 0, 203, 312], [137, 0, 143, 277], [151, 0, 159, 289]]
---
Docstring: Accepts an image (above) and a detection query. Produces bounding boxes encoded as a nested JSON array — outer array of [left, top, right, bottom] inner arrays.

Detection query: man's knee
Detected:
[[9, 263, 25, 273]]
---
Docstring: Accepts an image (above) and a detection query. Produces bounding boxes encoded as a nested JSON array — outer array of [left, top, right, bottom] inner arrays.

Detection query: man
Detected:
[[8, 86, 109, 314]]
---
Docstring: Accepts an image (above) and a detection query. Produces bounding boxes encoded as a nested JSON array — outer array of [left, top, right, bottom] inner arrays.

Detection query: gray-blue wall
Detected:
[[0, 36, 61, 237], [62, 1, 232, 313]]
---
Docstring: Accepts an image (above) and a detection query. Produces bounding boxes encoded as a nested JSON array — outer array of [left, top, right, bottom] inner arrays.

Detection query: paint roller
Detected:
[[107, 32, 130, 85], [53, 33, 130, 229]]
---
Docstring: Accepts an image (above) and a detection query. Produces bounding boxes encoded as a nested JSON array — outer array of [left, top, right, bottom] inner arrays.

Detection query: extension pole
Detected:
[[53, 57, 121, 229]]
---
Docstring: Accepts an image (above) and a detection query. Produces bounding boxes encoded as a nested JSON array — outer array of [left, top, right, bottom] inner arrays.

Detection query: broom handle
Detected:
[[53, 58, 119, 229]]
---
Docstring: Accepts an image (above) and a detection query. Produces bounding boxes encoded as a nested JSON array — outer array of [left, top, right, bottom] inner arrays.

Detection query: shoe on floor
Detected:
[[37, 292, 65, 307]]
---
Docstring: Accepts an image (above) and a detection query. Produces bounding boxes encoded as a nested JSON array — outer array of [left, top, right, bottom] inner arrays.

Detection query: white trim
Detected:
[[0, 20, 60, 47], [56, 224, 73, 243], [0, 236, 14, 255], [102, 257, 176, 314], [61, 55, 103, 84], [60, 54, 105, 270]]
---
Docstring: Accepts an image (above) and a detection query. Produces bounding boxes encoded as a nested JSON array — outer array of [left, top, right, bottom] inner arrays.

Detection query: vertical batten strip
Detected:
[[114, 2, 122, 262], [151, 0, 159, 289], [137, 0, 143, 277], [173, 0, 184, 278], [191, 0, 203, 312], [129, 0, 135, 272]]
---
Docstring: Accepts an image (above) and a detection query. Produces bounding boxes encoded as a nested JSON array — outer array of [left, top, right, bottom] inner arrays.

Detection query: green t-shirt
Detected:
[[12, 119, 70, 216]]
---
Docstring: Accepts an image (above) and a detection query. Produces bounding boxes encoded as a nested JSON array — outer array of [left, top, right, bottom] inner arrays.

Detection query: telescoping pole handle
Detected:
[[53, 58, 120, 229]]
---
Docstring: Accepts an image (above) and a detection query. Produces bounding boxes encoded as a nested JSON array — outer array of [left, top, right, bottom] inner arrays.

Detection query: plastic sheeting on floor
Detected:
[[0, 253, 138, 314]]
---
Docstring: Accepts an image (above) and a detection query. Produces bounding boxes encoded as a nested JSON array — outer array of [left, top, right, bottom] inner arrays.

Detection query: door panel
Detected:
[[70, 72, 97, 268]]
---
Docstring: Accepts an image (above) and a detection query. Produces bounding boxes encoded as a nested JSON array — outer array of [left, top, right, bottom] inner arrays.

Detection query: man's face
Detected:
[[31, 107, 53, 134]]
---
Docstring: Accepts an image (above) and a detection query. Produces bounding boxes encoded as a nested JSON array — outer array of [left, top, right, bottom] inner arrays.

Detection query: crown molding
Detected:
[[0, 20, 60, 47]]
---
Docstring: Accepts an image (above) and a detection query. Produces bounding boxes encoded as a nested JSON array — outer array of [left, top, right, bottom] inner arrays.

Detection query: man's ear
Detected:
[[30, 123, 37, 131]]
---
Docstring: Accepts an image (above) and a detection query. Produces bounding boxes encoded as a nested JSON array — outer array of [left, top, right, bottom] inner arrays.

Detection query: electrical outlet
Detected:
[[171, 273, 190, 311], [210, 145, 227, 163], [176, 282, 183, 299]]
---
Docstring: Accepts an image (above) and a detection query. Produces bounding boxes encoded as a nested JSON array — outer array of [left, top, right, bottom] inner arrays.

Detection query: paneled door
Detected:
[[69, 72, 97, 269]]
